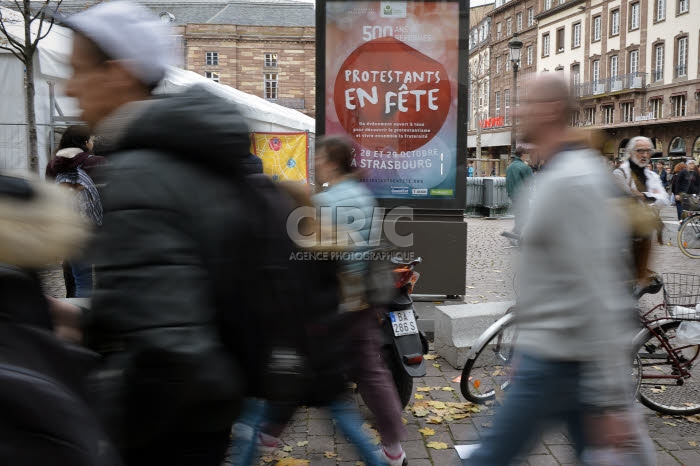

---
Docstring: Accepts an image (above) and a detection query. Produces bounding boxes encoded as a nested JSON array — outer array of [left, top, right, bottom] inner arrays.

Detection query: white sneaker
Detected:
[[374, 447, 407, 466], [256, 432, 283, 455], [455, 444, 481, 460]]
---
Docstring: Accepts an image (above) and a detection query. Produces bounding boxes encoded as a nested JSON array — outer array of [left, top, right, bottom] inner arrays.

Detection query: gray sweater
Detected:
[[515, 148, 637, 408]]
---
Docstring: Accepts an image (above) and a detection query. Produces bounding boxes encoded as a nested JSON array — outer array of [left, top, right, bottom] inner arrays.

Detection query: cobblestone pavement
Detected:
[[40, 208, 700, 465]]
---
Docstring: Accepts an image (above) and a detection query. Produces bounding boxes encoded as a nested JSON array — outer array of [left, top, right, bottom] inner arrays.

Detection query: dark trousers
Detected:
[[121, 429, 230, 466]]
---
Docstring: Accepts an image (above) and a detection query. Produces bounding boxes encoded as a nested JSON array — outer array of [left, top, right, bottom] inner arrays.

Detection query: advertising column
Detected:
[[317, 1, 468, 295]]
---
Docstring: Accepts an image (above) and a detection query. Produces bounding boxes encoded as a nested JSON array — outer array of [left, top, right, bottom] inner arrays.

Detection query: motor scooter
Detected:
[[378, 257, 429, 408]]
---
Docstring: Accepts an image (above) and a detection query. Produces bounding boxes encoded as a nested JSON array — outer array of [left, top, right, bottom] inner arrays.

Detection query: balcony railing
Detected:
[[575, 72, 647, 97], [675, 64, 688, 78]]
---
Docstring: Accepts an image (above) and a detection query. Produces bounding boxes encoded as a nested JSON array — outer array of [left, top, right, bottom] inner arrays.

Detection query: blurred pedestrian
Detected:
[[506, 147, 533, 235], [0, 173, 121, 466], [612, 137, 666, 287], [45, 125, 104, 298], [62, 2, 248, 464], [463, 76, 654, 465], [672, 160, 699, 222], [468, 160, 474, 177]]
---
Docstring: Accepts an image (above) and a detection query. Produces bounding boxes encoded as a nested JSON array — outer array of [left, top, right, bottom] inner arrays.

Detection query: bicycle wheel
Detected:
[[633, 321, 700, 415], [461, 317, 518, 404], [678, 214, 700, 259]]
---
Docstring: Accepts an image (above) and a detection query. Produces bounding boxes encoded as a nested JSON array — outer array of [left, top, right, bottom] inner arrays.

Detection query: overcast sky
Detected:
[[296, 0, 496, 5]]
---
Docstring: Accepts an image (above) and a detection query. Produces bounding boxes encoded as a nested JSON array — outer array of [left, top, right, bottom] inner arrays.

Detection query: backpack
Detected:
[[215, 174, 349, 406]]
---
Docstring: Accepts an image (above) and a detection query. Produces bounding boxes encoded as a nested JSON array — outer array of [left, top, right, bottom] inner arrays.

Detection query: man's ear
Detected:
[[103, 60, 145, 93]]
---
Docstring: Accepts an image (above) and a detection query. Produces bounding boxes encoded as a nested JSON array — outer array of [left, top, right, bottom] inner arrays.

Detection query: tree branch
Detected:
[[0, 42, 25, 63], [0, 16, 26, 54], [34, 0, 59, 44]]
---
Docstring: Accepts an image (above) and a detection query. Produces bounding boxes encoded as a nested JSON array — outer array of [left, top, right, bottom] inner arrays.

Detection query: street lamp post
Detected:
[[508, 33, 523, 157]]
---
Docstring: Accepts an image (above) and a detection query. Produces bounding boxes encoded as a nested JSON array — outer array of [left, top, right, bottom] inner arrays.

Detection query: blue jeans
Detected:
[[465, 353, 586, 465], [234, 400, 383, 466], [70, 262, 93, 298]]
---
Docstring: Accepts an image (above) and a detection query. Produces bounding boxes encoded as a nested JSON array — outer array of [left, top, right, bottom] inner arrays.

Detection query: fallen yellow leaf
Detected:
[[276, 459, 309, 466], [414, 394, 424, 400], [651, 386, 667, 394], [282, 446, 294, 452], [413, 407, 430, 417], [426, 441, 449, 450], [442, 386, 455, 392], [686, 415, 700, 424], [663, 422, 677, 427], [427, 416, 443, 424], [402, 417, 408, 425], [452, 413, 470, 420], [690, 441, 698, 447], [433, 363, 442, 369], [470, 406, 481, 413], [418, 427, 436, 436], [296, 441, 308, 447], [424, 354, 439, 360], [416, 386, 431, 392], [323, 451, 337, 459], [427, 401, 447, 409]]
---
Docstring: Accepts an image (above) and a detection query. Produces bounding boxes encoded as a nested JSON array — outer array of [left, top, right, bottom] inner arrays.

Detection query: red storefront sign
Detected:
[[479, 117, 504, 129]]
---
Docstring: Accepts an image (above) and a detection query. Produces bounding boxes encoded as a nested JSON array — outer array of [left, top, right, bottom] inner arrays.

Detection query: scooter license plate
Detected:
[[390, 310, 419, 336]]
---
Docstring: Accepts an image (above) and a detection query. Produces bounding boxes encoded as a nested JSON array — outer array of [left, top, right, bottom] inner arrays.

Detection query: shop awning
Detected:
[[467, 131, 511, 148]]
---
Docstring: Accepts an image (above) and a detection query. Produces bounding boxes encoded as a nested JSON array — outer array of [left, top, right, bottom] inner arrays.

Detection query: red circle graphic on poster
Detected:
[[334, 36, 451, 153]]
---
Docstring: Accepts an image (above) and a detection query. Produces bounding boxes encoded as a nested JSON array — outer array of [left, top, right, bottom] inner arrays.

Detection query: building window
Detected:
[[506, 55, 511, 72], [205, 51, 218, 66], [571, 110, 580, 127], [556, 28, 565, 53], [265, 53, 278, 68], [585, 107, 596, 125], [629, 50, 639, 74], [496, 56, 501, 74], [505, 89, 511, 124], [610, 9, 620, 36], [545, 0, 552, 10], [678, 0, 689, 14], [543, 33, 550, 57], [497, 22, 502, 40], [204, 71, 220, 83], [621, 102, 634, 122], [572, 64, 581, 87], [593, 16, 601, 42], [657, 0, 666, 21], [650, 98, 663, 119], [603, 105, 614, 124], [264, 73, 278, 99], [506, 17, 512, 36], [592, 59, 600, 82], [495, 91, 501, 117], [654, 44, 664, 82], [672, 94, 686, 116], [528, 7, 534, 27], [610, 55, 619, 79], [572, 22, 581, 48], [516, 13, 523, 32], [630, 3, 640, 30], [676, 37, 688, 77], [527, 45, 533, 65]]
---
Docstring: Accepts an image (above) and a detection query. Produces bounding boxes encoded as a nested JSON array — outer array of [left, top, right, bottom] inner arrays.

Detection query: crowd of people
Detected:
[[3, 1, 700, 465]]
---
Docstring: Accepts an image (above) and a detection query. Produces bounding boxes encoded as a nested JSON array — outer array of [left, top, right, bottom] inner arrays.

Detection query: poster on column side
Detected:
[[325, 1, 460, 199]]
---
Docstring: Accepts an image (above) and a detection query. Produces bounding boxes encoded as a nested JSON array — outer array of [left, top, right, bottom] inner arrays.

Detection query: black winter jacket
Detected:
[[86, 86, 254, 448], [0, 266, 121, 466]]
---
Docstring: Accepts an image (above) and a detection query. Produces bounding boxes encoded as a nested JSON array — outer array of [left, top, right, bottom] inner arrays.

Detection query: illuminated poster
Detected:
[[252, 132, 309, 182], [324, 1, 461, 199]]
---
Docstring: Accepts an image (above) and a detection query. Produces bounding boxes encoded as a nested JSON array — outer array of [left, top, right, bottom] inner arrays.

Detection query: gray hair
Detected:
[[624, 136, 653, 159]]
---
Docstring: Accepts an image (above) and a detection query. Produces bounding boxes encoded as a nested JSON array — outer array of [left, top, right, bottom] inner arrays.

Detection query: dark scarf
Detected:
[[629, 159, 648, 193], [45, 152, 91, 179]]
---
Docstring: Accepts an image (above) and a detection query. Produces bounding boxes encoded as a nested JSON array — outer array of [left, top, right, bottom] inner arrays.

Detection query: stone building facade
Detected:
[[183, 23, 315, 116], [536, 0, 700, 162]]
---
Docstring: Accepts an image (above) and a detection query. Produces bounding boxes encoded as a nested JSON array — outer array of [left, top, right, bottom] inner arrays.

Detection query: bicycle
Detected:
[[632, 273, 700, 414], [460, 231, 519, 404], [678, 207, 700, 259]]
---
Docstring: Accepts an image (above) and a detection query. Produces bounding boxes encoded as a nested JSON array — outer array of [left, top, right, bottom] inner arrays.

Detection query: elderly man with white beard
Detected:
[[613, 136, 667, 291]]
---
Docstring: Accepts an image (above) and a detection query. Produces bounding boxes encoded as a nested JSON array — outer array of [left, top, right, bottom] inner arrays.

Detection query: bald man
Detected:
[[463, 76, 654, 465]]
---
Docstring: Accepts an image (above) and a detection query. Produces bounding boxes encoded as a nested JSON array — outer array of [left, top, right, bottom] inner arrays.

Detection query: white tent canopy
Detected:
[[0, 5, 315, 175], [158, 67, 315, 134]]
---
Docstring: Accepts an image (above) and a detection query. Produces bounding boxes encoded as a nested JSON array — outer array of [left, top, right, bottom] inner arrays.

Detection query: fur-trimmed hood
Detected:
[[0, 174, 91, 268]]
